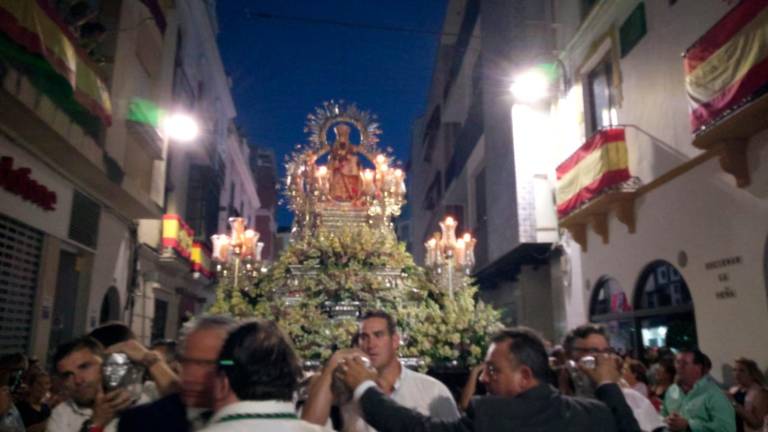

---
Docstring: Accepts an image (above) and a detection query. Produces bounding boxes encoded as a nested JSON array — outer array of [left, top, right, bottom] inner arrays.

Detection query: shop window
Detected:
[[590, 277, 632, 316], [634, 260, 697, 351], [589, 277, 635, 355], [635, 261, 691, 309]]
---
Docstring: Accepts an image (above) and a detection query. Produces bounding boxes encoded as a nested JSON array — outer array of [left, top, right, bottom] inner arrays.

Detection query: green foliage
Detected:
[[208, 224, 500, 369]]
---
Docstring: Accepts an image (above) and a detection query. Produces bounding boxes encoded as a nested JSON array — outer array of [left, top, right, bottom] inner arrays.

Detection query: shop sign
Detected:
[[0, 156, 57, 211], [704, 255, 741, 300], [162, 214, 193, 260], [191, 242, 214, 279]]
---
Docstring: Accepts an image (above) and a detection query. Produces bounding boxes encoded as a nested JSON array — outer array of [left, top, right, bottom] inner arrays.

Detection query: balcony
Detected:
[[556, 128, 639, 251], [0, 1, 163, 219], [683, 0, 768, 187]]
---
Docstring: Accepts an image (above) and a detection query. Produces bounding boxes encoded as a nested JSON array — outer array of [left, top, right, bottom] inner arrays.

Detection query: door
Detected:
[[49, 250, 79, 355]]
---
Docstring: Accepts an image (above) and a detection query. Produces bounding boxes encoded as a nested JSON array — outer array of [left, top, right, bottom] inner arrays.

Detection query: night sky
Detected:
[[216, 1, 448, 226]]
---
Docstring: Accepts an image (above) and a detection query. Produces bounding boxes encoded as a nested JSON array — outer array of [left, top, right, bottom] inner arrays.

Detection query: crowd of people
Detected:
[[0, 315, 766, 432]]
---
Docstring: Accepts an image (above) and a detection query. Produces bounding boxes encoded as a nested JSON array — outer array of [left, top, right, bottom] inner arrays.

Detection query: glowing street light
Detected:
[[510, 68, 551, 103], [162, 112, 199, 142]]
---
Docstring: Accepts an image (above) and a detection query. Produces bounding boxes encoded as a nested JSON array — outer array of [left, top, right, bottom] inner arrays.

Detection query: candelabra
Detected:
[[210, 217, 265, 292], [424, 216, 476, 298]]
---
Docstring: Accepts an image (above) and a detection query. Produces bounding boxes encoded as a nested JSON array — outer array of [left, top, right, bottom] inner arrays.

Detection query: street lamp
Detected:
[[210, 217, 265, 292], [510, 67, 551, 103], [161, 112, 199, 142], [424, 216, 476, 298]]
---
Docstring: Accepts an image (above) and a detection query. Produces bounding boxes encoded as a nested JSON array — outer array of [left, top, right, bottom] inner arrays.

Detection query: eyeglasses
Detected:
[[571, 347, 616, 355]]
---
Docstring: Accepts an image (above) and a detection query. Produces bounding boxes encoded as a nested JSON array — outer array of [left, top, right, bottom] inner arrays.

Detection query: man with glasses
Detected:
[[199, 319, 324, 432], [335, 326, 641, 432], [563, 324, 664, 432], [118, 316, 236, 432]]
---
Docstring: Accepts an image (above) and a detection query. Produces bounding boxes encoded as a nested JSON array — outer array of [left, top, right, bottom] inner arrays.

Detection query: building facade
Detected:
[[0, 0, 175, 358], [132, 0, 263, 344], [409, 0, 564, 342], [545, 0, 768, 379], [410, 0, 768, 378], [249, 147, 278, 262]]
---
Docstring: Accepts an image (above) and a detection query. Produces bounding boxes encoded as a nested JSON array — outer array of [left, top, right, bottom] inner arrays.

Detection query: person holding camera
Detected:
[[334, 326, 641, 432], [47, 332, 177, 432], [562, 324, 664, 432], [301, 310, 459, 431]]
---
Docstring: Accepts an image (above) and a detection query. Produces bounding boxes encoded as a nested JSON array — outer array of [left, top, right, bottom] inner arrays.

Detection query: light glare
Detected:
[[162, 113, 199, 142], [510, 69, 550, 103]]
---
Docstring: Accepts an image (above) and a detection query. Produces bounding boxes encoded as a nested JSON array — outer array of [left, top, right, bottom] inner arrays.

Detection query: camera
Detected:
[[565, 355, 597, 371], [102, 353, 145, 400]]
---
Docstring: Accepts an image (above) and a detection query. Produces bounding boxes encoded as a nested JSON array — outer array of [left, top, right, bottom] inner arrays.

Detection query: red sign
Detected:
[[0, 156, 57, 211]]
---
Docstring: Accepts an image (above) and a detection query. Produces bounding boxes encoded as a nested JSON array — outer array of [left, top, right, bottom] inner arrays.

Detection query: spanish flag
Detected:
[[685, 0, 768, 134], [556, 128, 630, 218], [0, 0, 112, 126]]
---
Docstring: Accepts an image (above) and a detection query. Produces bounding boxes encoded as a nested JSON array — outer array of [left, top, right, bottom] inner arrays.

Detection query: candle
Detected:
[[439, 217, 457, 249], [455, 238, 466, 267], [211, 234, 230, 262], [464, 234, 476, 269], [243, 229, 259, 258], [425, 238, 437, 267], [255, 241, 264, 261], [361, 169, 375, 195], [228, 217, 245, 247]]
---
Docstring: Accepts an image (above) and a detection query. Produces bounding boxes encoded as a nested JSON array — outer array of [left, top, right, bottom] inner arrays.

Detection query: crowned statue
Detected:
[[328, 124, 362, 202]]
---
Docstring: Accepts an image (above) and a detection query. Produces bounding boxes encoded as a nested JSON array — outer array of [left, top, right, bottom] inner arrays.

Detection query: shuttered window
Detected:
[[0, 214, 43, 355]]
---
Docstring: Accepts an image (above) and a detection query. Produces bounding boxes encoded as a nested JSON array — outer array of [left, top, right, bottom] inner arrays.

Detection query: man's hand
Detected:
[[106, 340, 149, 364], [326, 348, 364, 373], [665, 412, 690, 431], [579, 353, 621, 385], [91, 388, 133, 427], [337, 356, 377, 391]]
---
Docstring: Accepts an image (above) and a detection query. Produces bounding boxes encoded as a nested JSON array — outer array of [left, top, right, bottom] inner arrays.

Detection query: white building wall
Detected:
[[547, 0, 768, 379]]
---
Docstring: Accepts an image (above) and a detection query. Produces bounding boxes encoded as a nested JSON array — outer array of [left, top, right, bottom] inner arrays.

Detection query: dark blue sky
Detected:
[[216, 1, 447, 226]]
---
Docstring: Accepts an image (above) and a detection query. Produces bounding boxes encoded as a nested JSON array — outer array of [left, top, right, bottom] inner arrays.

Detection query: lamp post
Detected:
[[424, 216, 476, 298], [211, 217, 265, 293]]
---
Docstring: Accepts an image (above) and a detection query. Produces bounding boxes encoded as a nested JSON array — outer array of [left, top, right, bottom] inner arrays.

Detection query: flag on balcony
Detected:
[[0, 0, 112, 126], [556, 128, 630, 218], [684, 0, 768, 133]]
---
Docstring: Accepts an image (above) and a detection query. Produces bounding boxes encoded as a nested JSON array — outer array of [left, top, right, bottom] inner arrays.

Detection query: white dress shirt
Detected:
[[342, 366, 460, 432]]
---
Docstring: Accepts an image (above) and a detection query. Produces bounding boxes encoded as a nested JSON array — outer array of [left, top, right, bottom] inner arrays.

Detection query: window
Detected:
[[69, 191, 101, 248], [186, 164, 222, 242], [619, 3, 647, 58], [585, 58, 616, 136]]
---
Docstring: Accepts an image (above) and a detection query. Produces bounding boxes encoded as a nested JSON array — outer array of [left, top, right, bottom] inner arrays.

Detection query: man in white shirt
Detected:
[[302, 310, 460, 431], [200, 319, 324, 432], [46, 335, 173, 432]]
